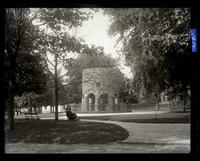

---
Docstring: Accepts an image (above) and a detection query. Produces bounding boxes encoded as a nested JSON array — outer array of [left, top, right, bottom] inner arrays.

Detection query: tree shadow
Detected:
[[5, 120, 129, 144]]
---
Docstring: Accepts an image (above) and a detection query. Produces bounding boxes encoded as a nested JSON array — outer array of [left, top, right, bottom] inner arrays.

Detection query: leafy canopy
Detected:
[[104, 8, 191, 97]]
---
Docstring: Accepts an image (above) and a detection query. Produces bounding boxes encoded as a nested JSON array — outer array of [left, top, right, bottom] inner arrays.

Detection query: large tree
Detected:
[[4, 8, 94, 128], [4, 8, 46, 130], [31, 8, 95, 121], [104, 8, 191, 108], [13, 50, 48, 115], [15, 51, 47, 96]]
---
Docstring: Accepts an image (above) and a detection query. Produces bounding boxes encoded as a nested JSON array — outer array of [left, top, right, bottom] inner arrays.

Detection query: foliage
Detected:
[[118, 77, 139, 103], [104, 8, 191, 101], [5, 8, 49, 129], [14, 92, 41, 110], [15, 51, 48, 96], [30, 8, 95, 120]]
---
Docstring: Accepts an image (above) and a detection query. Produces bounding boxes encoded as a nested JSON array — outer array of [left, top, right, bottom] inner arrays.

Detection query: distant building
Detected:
[[82, 67, 123, 112], [41, 105, 65, 113], [41, 103, 82, 113], [160, 88, 191, 112]]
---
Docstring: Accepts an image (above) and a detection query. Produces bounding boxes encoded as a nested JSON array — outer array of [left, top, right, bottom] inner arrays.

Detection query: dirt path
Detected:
[[5, 119, 190, 153], [5, 142, 190, 153], [81, 119, 190, 145]]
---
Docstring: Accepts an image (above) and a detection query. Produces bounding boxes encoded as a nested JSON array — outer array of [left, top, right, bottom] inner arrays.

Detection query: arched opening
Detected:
[[114, 93, 119, 104], [87, 93, 95, 111], [99, 93, 108, 111]]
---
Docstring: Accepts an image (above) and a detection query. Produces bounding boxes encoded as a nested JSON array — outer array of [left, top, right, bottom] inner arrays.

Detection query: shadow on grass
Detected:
[[5, 120, 129, 144]]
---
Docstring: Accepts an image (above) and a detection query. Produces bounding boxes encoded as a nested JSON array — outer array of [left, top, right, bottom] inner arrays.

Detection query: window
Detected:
[[96, 82, 101, 87], [164, 94, 168, 101]]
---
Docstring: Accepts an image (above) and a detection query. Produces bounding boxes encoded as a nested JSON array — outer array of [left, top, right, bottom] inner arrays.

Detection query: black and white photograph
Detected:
[[4, 8, 191, 153]]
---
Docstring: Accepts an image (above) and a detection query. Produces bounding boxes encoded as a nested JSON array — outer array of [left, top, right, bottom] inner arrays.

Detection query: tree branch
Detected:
[[58, 72, 69, 80], [46, 65, 56, 81], [44, 52, 55, 68], [30, 8, 43, 22], [33, 51, 56, 80], [58, 80, 81, 90]]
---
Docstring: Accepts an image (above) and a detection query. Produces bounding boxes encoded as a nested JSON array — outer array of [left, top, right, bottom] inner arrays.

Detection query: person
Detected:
[[65, 105, 79, 121]]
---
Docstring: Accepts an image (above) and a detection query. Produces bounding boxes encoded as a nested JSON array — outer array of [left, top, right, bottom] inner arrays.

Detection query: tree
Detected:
[[12, 51, 48, 115], [4, 8, 96, 127], [15, 92, 41, 114], [118, 77, 139, 103], [104, 8, 191, 108], [5, 8, 45, 130], [15, 51, 47, 96], [31, 8, 94, 121], [33, 74, 55, 112]]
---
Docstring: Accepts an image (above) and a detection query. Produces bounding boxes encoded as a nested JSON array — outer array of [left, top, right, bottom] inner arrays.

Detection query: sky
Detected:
[[33, 8, 132, 79], [76, 9, 132, 78], [78, 10, 117, 57]]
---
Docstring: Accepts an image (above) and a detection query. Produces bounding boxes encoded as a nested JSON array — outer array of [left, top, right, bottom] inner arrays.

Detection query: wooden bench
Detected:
[[24, 113, 40, 120], [66, 111, 80, 121]]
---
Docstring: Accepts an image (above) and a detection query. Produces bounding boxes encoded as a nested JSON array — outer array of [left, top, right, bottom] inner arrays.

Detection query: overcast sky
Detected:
[[75, 9, 132, 78], [34, 8, 132, 79]]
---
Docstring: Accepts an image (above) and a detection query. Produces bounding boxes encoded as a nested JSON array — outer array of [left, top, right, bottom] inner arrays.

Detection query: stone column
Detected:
[[81, 98, 85, 111], [95, 96, 99, 111], [89, 97, 92, 111], [108, 95, 113, 112], [113, 97, 118, 112], [85, 97, 89, 111], [160, 92, 164, 102], [82, 97, 88, 111]]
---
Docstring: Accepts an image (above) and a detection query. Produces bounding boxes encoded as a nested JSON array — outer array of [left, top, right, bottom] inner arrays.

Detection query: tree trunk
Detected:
[[7, 78, 14, 130], [50, 105, 52, 113], [54, 53, 59, 121], [169, 100, 173, 110], [183, 92, 186, 112], [156, 91, 160, 110], [156, 100, 160, 110], [27, 94, 32, 113], [55, 86, 59, 120], [19, 108, 22, 115], [34, 106, 37, 113]]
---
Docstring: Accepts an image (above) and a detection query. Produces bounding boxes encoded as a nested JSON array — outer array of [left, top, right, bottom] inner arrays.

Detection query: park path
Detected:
[[76, 110, 169, 116], [6, 112, 190, 153], [41, 111, 190, 146], [40, 110, 169, 119], [5, 141, 190, 153], [80, 119, 190, 145], [5, 119, 190, 153]]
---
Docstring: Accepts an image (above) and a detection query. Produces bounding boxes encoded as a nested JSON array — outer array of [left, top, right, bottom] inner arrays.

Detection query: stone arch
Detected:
[[114, 93, 119, 104], [86, 93, 95, 111], [82, 67, 119, 112], [99, 93, 109, 111]]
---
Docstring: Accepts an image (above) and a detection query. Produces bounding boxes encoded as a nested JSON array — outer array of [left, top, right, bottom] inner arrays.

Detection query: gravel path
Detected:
[[5, 118, 190, 153], [5, 142, 190, 153], [81, 119, 190, 145]]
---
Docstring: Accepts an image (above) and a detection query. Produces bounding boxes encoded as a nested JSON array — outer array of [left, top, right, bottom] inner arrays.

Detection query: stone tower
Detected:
[[82, 67, 118, 112]]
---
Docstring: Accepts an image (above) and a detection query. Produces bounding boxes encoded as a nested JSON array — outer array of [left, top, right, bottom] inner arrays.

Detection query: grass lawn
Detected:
[[80, 112, 190, 123], [5, 120, 129, 144]]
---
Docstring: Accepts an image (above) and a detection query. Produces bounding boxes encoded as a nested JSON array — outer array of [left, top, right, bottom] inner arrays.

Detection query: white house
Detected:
[[41, 105, 66, 113]]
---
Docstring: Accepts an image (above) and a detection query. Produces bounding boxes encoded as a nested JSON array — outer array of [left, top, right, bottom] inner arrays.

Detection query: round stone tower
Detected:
[[82, 67, 118, 112]]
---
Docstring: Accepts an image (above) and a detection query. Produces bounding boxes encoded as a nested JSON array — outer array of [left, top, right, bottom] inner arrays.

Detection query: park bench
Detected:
[[66, 111, 80, 121], [24, 113, 40, 120]]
